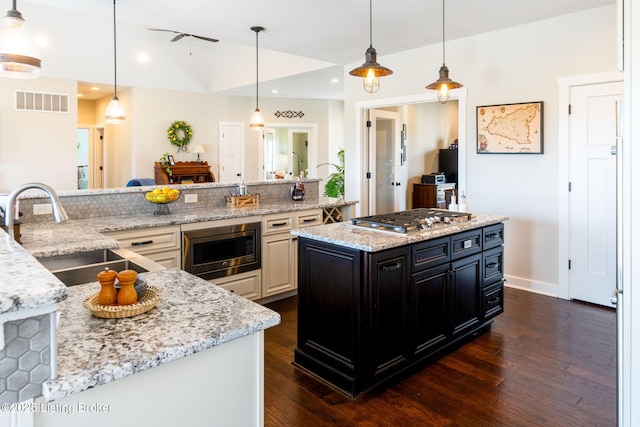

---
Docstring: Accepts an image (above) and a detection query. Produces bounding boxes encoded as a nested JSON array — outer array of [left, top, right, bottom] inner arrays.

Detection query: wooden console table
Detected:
[[154, 161, 216, 185]]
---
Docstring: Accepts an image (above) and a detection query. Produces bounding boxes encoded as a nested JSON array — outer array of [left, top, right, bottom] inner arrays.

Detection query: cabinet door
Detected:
[[368, 247, 411, 382], [262, 232, 296, 298], [450, 253, 482, 336], [411, 263, 449, 357]]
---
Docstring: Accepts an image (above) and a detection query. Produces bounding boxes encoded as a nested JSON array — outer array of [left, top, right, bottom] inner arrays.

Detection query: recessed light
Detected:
[[271, 89, 279, 94], [77, 93, 83, 97], [331, 78, 340, 83], [91, 87, 100, 91], [137, 53, 149, 63]]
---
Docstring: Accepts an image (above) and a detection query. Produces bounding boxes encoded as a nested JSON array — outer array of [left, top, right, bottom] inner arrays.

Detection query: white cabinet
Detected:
[[208, 270, 261, 301], [261, 209, 322, 299], [105, 225, 181, 269]]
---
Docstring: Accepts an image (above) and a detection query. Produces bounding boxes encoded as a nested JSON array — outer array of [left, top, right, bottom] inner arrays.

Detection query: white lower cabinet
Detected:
[[105, 225, 181, 269], [261, 209, 322, 299], [208, 269, 261, 301], [262, 232, 296, 298]]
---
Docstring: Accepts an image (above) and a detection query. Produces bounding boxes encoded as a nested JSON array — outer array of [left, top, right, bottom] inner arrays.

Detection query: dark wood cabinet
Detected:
[[412, 183, 456, 209], [368, 248, 411, 382], [154, 161, 215, 185], [295, 223, 505, 397]]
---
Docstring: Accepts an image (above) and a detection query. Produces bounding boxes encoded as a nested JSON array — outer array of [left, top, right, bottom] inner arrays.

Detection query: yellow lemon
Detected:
[[154, 194, 168, 203], [162, 186, 171, 194], [152, 188, 161, 195], [145, 192, 153, 202]]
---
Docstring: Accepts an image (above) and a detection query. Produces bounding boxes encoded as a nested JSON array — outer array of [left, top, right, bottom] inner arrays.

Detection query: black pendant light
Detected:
[[0, 0, 41, 78], [349, 0, 392, 93], [249, 26, 264, 129], [105, 0, 125, 124], [426, 0, 462, 104]]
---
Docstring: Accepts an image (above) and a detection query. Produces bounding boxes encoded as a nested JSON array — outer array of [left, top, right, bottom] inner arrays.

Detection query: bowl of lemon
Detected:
[[144, 187, 181, 215]]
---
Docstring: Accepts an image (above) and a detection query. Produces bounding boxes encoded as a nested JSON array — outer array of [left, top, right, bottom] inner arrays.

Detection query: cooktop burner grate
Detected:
[[351, 208, 472, 234]]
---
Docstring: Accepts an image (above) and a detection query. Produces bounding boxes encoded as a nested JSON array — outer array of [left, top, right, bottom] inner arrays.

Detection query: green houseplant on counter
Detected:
[[318, 149, 344, 199]]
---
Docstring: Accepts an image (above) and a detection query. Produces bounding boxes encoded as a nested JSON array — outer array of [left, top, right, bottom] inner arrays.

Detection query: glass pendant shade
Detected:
[[0, 4, 41, 78], [105, 96, 126, 124], [425, 65, 463, 104], [250, 108, 264, 129]]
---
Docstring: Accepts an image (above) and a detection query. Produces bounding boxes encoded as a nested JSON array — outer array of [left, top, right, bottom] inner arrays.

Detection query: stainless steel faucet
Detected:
[[3, 183, 69, 240]]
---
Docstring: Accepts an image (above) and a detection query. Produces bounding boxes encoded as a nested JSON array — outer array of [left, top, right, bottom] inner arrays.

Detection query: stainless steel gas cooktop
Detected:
[[351, 208, 472, 234]]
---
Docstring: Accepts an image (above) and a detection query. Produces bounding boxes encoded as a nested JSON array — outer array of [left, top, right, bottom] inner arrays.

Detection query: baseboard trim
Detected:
[[504, 275, 563, 299]]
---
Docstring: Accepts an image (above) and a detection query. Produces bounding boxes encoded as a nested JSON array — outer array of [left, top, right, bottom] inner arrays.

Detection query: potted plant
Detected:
[[318, 149, 344, 199]]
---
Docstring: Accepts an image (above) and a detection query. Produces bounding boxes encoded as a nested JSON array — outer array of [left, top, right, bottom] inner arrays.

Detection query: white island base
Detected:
[[33, 331, 264, 427]]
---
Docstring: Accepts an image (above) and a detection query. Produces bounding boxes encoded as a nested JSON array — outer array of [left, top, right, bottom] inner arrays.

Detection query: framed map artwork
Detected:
[[476, 101, 543, 154]]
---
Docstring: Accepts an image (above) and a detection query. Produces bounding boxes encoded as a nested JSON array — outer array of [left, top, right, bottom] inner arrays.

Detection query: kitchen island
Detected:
[[291, 212, 507, 397]]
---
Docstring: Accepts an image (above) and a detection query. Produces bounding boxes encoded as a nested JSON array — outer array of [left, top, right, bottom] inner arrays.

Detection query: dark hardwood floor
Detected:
[[263, 287, 616, 427]]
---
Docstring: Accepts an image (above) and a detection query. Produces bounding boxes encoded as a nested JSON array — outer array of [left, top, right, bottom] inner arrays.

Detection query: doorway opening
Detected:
[[260, 124, 318, 180], [354, 91, 467, 217]]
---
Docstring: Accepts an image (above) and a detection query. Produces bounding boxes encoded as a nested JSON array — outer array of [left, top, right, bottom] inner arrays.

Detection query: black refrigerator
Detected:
[[439, 149, 458, 184]]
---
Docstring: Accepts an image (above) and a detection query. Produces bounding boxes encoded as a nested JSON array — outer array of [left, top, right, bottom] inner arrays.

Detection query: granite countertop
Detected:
[[1, 198, 356, 314], [43, 268, 281, 402], [291, 214, 509, 252], [0, 234, 67, 314]]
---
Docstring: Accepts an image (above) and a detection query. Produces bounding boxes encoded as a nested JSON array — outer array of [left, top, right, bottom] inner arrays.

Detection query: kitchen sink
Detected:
[[37, 249, 149, 287]]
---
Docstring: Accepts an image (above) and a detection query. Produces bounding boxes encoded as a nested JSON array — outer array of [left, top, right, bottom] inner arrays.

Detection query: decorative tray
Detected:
[[225, 194, 260, 208], [83, 286, 162, 319]]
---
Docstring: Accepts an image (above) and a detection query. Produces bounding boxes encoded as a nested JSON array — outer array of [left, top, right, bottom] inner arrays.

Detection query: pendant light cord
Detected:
[[441, 0, 445, 65], [112, 0, 118, 96], [369, 0, 373, 48], [255, 29, 259, 109]]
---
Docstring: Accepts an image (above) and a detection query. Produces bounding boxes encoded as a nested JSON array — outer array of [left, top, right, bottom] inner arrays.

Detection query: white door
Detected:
[[569, 81, 623, 306], [219, 122, 244, 183], [368, 109, 404, 215]]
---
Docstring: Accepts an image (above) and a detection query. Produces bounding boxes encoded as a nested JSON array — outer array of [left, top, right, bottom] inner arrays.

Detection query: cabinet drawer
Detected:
[[262, 213, 293, 235], [482, 246, 504, 287], [209, 270, 261, 300], [483, 223, 504, 250], [296, 209, 323, 228], [412, 236, 450, 272], [106, 225, 181, 254], [451, 228, 482, 260], [482, 282, 504, 321]]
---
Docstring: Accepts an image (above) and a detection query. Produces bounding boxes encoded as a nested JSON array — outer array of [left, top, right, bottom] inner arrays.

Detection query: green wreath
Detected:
[[167, 120, 193, 148]]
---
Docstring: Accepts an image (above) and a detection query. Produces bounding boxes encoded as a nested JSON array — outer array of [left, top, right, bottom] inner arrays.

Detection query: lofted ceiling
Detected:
[[27, 0, 614, 100]]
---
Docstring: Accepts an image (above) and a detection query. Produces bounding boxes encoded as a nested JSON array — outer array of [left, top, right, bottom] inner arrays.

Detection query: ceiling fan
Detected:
[[146, 28, 219, 44]]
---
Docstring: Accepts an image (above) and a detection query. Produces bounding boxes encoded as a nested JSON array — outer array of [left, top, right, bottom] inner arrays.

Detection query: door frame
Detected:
[[557, 71, 623, 300], [354, 89, 467, 217]]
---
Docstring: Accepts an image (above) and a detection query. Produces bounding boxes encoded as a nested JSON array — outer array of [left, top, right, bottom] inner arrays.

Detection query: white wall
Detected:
[[343, 5, 617, 296], [0, 78, 78, 192]]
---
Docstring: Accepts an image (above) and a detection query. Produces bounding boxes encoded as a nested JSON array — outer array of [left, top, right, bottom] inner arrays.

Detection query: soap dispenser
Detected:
[[458, 192, 468, 213]]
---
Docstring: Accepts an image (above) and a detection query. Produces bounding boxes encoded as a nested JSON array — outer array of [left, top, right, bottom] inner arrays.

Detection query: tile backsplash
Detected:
[[15, 180, 319, 223]]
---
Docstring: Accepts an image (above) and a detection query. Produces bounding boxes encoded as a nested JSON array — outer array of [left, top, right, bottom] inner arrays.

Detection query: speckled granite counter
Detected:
[[0, 233, 67, 314], [43, 268, 280, 402], [19, 200, 357, 258], [290, 213, 509, 252]]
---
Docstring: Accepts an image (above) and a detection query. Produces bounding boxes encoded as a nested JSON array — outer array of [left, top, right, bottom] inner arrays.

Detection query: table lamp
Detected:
[[193, 145, 205, 162]]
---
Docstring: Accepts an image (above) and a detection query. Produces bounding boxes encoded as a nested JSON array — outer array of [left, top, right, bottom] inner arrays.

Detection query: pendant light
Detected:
[[426, 0, 462, 104], [105, 0, 125, 124], [249, 26, 264, 130], [0, 0, 41, 78], [349, 0, 392, 93]]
